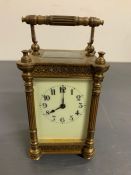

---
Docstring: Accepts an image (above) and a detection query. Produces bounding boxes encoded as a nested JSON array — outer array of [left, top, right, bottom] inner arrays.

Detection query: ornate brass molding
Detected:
[[32, 65, 93, 77], [41, 144, 84, 154]]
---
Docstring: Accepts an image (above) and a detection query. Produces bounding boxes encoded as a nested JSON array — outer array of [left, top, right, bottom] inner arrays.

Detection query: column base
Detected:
[[82, 147, 95, 160], [29, 148, 41, 160]]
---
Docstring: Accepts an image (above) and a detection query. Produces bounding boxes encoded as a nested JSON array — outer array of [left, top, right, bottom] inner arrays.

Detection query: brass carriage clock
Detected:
[[17, 15, 109, 160]]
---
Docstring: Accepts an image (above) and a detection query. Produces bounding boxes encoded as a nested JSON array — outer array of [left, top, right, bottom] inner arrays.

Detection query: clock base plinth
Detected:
[[82, 147, 95, 160], [29, 148, 41, 160]]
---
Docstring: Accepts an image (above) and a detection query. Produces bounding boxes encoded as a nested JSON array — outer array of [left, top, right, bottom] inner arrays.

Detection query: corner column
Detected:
[[17, 50, 41, 160], [82, 51, 109, 159]]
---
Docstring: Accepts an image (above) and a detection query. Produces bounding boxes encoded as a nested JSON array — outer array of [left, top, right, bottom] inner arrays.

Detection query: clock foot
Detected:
[[82, 147, 95, 160], [29, 148, 41, 160]]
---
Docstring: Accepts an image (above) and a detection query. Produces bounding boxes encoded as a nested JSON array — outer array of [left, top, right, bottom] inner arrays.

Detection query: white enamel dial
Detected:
[[39, 85, 86, 124], [33, 78, 92, 141]]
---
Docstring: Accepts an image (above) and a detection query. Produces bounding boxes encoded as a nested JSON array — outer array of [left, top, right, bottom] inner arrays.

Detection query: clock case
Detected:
[[17, 15, 109, 160]]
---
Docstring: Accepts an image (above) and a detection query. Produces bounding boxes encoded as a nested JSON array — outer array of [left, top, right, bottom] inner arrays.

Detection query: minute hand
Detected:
[[62, 92, 65, 105]]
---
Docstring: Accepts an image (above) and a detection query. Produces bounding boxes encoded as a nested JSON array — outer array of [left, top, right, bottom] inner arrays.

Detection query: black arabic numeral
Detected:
[[52, 115, 56, 121], [70, 115, 74, 121], [46, 110, 50, 115], [43, 95, 50, 101], [60, 85, 66, 93], [51, 88, 55, 95], [79, 103, 83, 108], [76, 95, 81, 101], [42, 103, 47, 108], [60, 117, 65, 123], [75, 110, 80, 115], [71, 89, 74, 95]]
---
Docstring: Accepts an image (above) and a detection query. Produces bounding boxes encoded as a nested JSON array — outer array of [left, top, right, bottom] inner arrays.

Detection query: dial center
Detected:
[[60, 103, 66, 109]]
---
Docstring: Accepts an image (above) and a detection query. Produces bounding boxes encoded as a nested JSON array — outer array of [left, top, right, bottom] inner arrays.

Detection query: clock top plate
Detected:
[[30, 49, 96, 66]]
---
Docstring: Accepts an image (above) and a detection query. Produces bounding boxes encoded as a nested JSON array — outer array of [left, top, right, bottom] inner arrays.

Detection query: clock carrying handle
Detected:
[[22, 15, 104, 55], [22, 15, 104, 27]]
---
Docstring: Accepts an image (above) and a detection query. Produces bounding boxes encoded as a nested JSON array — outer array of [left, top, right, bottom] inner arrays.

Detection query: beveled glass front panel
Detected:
[[33, 78, 92, 143]]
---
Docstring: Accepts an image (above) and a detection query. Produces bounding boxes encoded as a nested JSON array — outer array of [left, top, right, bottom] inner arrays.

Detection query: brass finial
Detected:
[[21, 50, 32, 63], [31, 42, 40, 56], [85, 43, 95, 56], [95, 51, 106, 65]]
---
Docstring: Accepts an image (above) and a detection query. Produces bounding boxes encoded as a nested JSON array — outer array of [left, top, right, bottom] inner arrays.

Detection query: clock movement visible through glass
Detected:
[[33, 78, 92, 143]]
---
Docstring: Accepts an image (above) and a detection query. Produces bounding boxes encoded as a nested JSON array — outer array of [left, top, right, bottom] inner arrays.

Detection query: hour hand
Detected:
[[49, 106, 61, 113], [50, 103, 66, 113]]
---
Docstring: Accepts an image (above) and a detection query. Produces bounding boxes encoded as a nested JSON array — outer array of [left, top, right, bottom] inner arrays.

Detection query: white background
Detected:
[[0, 0, 131, 62]]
